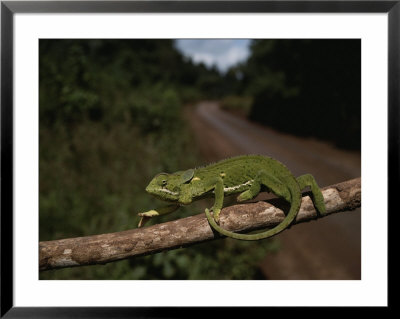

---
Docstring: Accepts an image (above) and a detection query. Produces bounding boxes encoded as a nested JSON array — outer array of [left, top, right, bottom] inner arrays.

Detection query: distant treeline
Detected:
[[40, 39, 361, 150], [226, 39, 361, 150], [39, 39, 224, 130]]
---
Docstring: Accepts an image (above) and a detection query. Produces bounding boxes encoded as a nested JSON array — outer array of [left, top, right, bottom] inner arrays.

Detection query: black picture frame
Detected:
[[1, 0, 396, 316]]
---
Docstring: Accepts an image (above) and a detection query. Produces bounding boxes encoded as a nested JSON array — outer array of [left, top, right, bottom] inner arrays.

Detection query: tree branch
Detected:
[[39, 177, 361, 271]]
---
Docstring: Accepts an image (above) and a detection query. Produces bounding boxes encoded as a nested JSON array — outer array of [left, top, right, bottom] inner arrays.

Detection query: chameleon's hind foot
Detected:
[[312, 191, 326, 215], [296, 174, 327, 215]]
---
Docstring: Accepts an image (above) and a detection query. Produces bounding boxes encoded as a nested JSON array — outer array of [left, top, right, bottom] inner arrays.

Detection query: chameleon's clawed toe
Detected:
[[138, 216, 151, 228]]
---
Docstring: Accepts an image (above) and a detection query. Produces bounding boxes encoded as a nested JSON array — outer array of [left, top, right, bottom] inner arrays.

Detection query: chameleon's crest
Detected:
[[154, 172, 169, 178]]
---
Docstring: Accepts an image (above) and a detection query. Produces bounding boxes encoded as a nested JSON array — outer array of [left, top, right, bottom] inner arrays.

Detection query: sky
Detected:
[[175, 39, 251, 73]]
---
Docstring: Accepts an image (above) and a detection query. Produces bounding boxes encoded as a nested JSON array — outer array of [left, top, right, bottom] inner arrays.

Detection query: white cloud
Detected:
[[175, 39, 251, 73]]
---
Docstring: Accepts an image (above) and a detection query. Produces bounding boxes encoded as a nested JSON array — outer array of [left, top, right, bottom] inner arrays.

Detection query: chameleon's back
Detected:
[[195, 155, 293, 190]]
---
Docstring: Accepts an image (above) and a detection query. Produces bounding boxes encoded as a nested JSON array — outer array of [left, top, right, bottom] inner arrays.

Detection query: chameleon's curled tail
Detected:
[[205, 185, 302, 241]]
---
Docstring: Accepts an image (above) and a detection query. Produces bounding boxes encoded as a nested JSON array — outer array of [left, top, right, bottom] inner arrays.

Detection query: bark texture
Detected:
[[39, 177, 361, 271]]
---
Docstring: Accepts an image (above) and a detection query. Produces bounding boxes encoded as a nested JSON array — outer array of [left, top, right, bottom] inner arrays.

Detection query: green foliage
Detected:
[[39, 39, 276, 280]]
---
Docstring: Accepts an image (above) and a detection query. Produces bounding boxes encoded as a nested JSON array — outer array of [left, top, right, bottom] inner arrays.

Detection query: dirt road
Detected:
[[185, 101, 361, 280]]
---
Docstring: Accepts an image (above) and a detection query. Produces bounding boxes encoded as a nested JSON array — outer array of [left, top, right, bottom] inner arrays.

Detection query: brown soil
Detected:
[[184, 101, 361, 280]]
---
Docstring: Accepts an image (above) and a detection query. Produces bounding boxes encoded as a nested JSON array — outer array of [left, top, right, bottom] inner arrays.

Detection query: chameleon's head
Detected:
[[145, 169, 194, 203]]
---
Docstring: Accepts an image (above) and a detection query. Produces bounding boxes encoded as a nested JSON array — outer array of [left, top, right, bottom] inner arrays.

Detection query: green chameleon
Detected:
[[138, 155, 326, 240]]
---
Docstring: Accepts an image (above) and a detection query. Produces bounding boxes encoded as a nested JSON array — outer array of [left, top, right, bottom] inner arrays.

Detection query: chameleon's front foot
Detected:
[[137, 205, 180, 228], [137, 210, 159, 228], [138, 216, 149, 228]]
